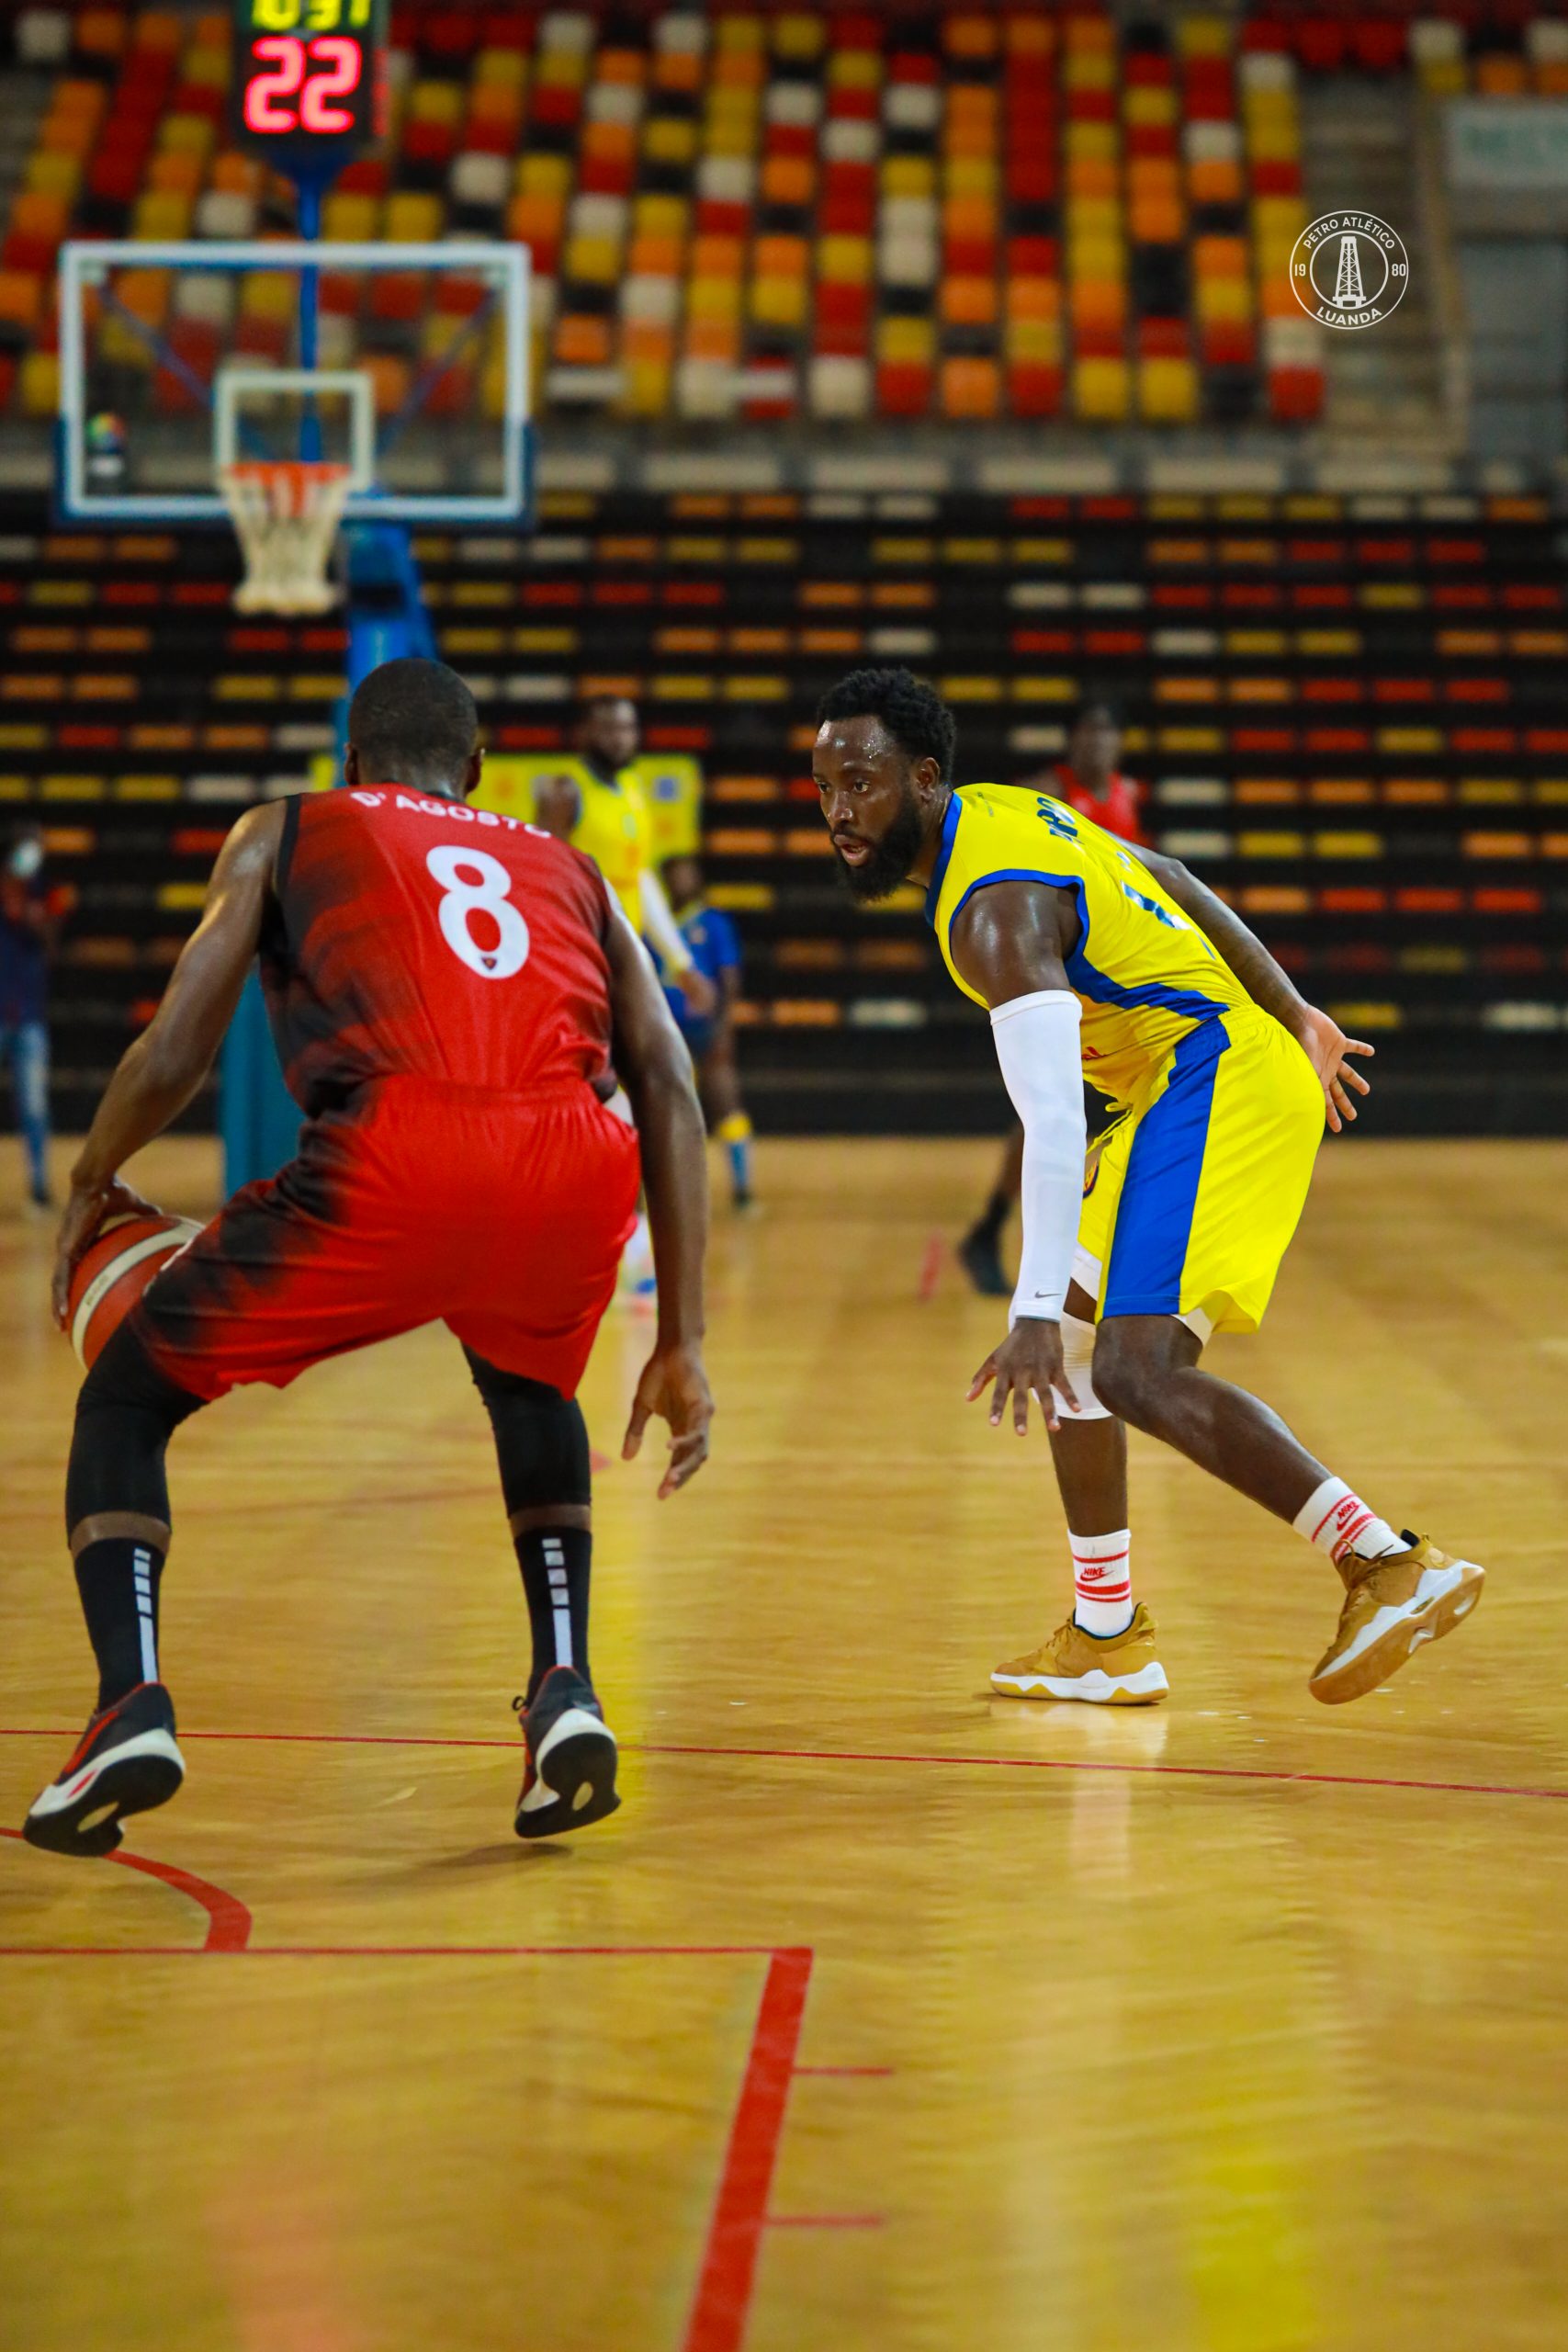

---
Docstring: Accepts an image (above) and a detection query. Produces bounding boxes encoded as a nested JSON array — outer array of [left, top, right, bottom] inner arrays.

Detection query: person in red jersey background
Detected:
[[28, 658, 712, 1860], [959, 695, 1148, 1297]]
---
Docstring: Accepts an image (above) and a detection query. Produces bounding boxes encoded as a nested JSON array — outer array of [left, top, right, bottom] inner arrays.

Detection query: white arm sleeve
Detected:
[[989, 989, 1086, 1325], [638, 866, 694, 972]]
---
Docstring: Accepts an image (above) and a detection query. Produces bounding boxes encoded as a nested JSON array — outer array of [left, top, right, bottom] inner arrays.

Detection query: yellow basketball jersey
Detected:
[[634, 752, 703, 864], [927, 785, 1252, 1106], [473, 754, 650, 929]]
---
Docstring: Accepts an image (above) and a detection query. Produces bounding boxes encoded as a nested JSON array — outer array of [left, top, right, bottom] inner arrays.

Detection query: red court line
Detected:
[[5, 1724, 1564, 1804], [0, 1826, 252, 1951], [683, 1946, 813, 2352], [917, 1231, 944, 1301], [0, 1922, 819, 2352]]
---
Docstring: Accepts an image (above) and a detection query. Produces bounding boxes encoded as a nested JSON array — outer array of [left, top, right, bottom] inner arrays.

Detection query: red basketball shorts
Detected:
[[128, 1078, 641, 1403]]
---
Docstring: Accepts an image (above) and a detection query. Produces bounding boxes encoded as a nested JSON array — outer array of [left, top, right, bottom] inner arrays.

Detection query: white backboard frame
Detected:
[[58, 238, 531, 524]]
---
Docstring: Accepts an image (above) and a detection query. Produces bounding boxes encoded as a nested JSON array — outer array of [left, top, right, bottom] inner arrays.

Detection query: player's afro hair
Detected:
[[348, 657, 479, 793], [816, 667, 958, 786]]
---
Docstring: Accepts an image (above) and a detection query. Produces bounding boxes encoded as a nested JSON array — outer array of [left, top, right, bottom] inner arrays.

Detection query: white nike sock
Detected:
[[1071, 1529, 1134, 1637], [1294, 1476, 1404, 1569]]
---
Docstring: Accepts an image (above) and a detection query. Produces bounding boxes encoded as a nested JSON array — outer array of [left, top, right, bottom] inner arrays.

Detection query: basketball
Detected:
[[64, 1214, 204, 1371]]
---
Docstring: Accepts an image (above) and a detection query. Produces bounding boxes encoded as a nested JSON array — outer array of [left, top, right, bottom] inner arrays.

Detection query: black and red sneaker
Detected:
[[23, 1682, 185, 1858], [513, 1667, 620, 1840]]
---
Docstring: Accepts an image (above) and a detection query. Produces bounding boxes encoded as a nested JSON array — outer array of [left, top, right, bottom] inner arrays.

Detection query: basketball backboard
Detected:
[[57, 237, 531, 524]]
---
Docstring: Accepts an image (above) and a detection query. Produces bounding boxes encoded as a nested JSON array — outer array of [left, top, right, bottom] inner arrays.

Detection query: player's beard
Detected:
[[832, 789, 926, 902]]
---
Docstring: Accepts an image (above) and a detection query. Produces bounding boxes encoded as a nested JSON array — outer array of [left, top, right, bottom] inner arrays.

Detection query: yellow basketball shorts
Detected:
[[1077, 1009, 1325, 1335]]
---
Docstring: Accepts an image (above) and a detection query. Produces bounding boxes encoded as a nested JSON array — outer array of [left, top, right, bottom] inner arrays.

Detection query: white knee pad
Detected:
[[1054, 1312, 1110, 1421]]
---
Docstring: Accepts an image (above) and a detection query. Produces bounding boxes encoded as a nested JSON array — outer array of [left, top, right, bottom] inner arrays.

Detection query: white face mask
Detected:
[[9, 838, 42, 879]]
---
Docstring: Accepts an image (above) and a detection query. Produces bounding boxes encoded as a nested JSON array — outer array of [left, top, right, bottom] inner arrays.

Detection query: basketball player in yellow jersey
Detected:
[[814, 669, 1486, 1709], [479, 697, 716, 1022]]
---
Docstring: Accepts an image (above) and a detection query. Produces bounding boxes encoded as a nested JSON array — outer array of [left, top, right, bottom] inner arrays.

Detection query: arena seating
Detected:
[[4, 484, 1564, 1130], [9, 7, 1565, 438], [0, 3, 1336, 429]]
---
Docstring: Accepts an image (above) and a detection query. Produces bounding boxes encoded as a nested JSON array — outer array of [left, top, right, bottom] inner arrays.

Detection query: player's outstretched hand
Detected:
[[679, 967, 718, 1021], [967, 1318, 1077, 1437], [1291, 1004, 1374, 1135], [51, 1174, 162, 1328], [623, 1340, 714, 1498]]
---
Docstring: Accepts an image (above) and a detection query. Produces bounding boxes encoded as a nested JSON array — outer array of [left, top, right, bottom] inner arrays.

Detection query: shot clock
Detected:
[[231, 0, 389, 176]]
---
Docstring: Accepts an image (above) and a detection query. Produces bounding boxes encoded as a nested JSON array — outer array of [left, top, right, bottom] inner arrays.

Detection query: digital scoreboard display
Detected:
[[231, 0, 389, 173]]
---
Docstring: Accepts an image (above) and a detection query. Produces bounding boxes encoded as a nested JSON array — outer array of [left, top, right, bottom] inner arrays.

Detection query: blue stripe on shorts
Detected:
[[1100, 1018, 1230, 1318]]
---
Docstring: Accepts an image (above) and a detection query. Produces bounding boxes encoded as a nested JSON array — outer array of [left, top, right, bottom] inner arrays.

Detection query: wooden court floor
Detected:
[[3, 1132, 1567, 2352]]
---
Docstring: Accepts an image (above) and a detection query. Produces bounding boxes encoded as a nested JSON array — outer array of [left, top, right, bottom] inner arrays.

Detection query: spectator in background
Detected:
[[659, 854, 754, 1211], [1, 820, 62, 1209], [958, 695, 1149, 1297]]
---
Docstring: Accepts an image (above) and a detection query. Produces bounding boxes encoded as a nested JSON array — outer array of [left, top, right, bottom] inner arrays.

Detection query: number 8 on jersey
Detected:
[[426, 844, 531, 981]]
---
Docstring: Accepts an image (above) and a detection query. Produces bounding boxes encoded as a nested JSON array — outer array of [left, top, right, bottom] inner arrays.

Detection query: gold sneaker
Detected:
[[1309, 1533, 1484, 1705], [991, 1604, 1169, 1704]]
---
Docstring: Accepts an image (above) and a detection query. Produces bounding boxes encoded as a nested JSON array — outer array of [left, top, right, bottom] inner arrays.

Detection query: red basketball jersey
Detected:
[[1050, 763, 1148, 847], [262, 787, 616, 1114]]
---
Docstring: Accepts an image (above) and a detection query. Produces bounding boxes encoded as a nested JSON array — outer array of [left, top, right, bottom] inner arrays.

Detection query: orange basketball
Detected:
[[65, 1213, 205, 1370]]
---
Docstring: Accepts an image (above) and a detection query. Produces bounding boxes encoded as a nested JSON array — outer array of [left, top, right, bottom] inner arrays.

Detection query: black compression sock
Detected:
[[516, 1525, 592, 1704], [970, 1190, 1010, 1250], [73, 1538, 165, 1712]]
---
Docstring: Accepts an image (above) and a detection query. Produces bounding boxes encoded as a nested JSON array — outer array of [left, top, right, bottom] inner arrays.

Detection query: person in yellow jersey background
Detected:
[[634, 731, 754, 1207], [813, 668, 1486, 1715], [475, 697, 715, 1025], [477, 698, 716, 1292]]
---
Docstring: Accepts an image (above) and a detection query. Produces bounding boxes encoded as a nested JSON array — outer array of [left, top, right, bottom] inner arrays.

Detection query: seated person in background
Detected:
[[960, 694, 1146, 1298], [658, 854, 753, 1212]]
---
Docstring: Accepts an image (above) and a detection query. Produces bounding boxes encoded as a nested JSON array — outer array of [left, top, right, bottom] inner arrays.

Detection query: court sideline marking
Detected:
[[4, 1723, 1565, 1804]]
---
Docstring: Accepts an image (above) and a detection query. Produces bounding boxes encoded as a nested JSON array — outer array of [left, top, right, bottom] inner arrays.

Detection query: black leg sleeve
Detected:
[[65, 1318, 208, 1535]]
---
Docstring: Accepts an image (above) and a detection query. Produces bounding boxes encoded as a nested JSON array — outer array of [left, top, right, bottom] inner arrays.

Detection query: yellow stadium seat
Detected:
[[1195, 277, 1254, 324], [883, 156, 938, 200], [1125, 87, 1179, 128], [25, 152, 82, 200], [774, 13, 824, 60], [1139, 357, 1200, 422], [828, 51, 882, 89], [475, 45, 527, 89], [1006, 318, 1064, 363], [945, 157, 998, 199], [565, 235, 621, 285], [818, 233, 873, 284], [877, 315, 936, 364], [1074, 356, 1131, 421], [385, 194, 445, 243], [645, 118, 699, 166], [687, 277, 743, 323], [323, 193, 379, 241], [22, 351, 60, 417], [750, 275, 807, 328], [518, 153, 573, 197], [159, 114, 215, 158], [132, 192, 194, 241], [239, 270, 293, 322], [410, 79, 465, 125]]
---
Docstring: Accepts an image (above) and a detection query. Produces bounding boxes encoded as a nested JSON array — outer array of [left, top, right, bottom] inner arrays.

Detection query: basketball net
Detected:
[[219, 458, 353, 615]]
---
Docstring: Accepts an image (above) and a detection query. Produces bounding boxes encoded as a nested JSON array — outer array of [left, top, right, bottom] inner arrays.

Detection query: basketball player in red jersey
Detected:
[[960, 695, 1146, 1296], [25, 658, 712, 1857]]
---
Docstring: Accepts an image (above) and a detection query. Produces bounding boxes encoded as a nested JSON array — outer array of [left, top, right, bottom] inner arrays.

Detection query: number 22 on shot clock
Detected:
[[231, 0, 389, 167]]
